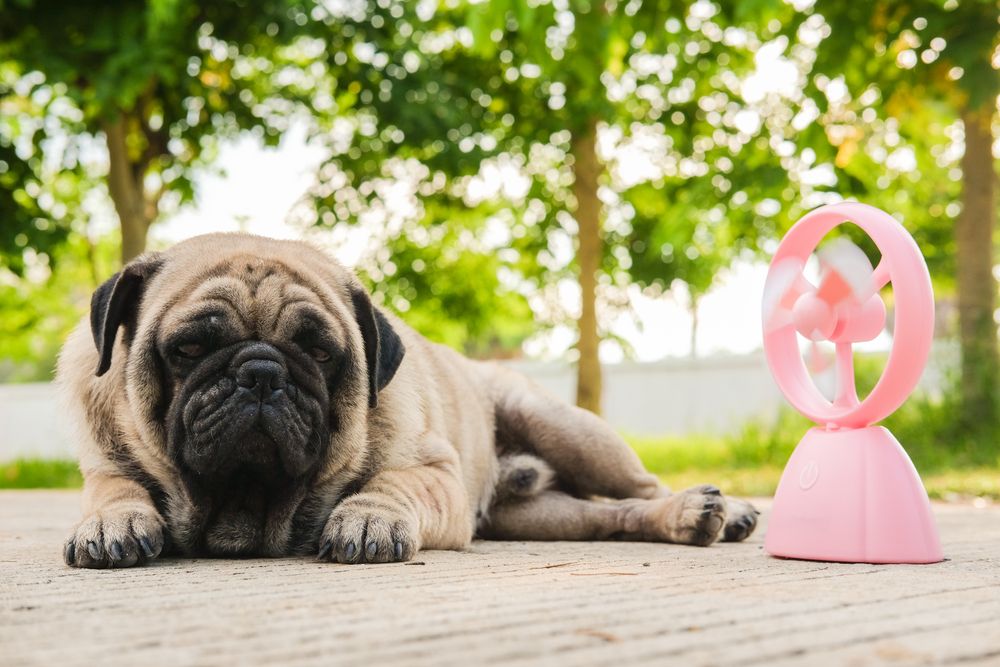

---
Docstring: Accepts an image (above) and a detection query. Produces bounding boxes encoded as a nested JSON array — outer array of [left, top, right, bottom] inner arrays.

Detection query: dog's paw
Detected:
[[318, 494, 418, 564], [64, 504, 165, 569], [721, 497, 760, 542], [645, 484, 727, 547], [494, 453, 554, 504]]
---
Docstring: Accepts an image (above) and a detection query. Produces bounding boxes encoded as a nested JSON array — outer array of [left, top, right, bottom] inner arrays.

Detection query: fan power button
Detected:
[[798, 461, 820, 490]]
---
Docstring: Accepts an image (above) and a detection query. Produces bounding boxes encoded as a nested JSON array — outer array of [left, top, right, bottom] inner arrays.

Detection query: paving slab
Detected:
[[1, 491, 998, 666]]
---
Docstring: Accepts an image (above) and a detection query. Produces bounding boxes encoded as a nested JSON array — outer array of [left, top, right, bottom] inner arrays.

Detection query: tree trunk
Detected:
[[104, 116, 151, 265], [956, 102, 998, 426], [572, 119, 603, 414]]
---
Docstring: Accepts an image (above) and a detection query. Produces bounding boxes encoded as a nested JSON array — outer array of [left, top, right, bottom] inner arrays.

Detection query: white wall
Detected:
[[0, 348, 952, 462], [0, 354, 785, 462], [503, 343, 955, 436], [504, 353, 785, 436], [0, 382, 74, 461]]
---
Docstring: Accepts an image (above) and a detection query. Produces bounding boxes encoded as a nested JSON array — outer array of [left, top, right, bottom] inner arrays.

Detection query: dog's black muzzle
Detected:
[[177, 342, 325, 480]]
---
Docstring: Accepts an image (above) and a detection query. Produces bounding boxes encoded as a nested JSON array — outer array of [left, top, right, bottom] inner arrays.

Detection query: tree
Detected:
[[304, 0, 797, 412], [796, 0, 999, 426], [0, 0, 322, 264]]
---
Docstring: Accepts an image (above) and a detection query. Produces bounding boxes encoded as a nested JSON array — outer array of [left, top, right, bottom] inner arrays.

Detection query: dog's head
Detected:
[[89, 234, 404, 488]]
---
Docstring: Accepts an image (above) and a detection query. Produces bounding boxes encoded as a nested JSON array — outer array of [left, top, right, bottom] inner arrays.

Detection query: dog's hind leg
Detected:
[[480, 363, 760, 543], [482, 362, 666, 501], [480, 486, 728, 546]]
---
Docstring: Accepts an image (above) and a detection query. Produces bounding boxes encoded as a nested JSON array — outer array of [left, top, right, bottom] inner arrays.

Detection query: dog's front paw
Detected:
[[64, 504, 165, 569], [318, 494, 418, 564], [645, 484, 727, 547], [722, 497, 760, 542]]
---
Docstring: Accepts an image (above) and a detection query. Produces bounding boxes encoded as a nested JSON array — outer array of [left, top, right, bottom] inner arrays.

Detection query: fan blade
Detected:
[[815, 238, 874, 309], [763, 258, 811, 333]]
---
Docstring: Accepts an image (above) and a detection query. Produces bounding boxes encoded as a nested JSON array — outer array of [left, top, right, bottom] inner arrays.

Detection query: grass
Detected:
[[0, 459, 82, 489]]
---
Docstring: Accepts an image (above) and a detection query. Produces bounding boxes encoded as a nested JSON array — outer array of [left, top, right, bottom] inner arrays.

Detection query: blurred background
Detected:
[[0, 0, 997, 499]]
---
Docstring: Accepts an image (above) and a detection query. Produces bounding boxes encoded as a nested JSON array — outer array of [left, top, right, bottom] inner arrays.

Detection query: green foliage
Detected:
[[808, 0, 999, 108], [0, 232, 117, 382], [0, 0, 330, 268], [359, 202, 535, 355], [761, 0, 1000, 295], [0, 0, 318, 137], [304, 0, 810, 352], [0, 66, 81, 276]]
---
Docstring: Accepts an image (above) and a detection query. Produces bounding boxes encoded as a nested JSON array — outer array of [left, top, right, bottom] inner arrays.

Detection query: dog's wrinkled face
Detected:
[[88, 236, 405, 553], [156, 267, 346, 483]]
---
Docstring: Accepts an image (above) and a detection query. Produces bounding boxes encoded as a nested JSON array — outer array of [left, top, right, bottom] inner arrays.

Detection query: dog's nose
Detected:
[[236, 359, 287, 399]]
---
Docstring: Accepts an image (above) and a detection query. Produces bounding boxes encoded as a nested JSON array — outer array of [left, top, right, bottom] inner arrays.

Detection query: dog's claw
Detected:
[[394, 541, 403, 561], [365, 541, 378, 561], [317, 540, 333, 561], [345, 541, 357, 562], [139, 537, 156, 558], [64, 541, 76, 566], [109, 541, 124, 561], [86, 541, 101, 560]]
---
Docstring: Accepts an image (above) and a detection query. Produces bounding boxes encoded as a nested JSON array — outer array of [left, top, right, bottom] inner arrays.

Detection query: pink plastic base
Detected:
[[765, 426, 943, 564]]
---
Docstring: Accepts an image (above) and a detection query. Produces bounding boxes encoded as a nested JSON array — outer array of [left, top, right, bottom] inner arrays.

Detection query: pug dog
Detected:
[[57, 233, 758, 568]]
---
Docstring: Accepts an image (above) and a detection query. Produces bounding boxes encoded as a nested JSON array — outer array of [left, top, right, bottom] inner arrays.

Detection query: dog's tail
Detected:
[[493, 453, 554, 505]]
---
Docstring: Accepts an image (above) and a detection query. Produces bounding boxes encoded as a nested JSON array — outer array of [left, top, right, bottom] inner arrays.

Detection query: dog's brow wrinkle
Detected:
[[195, 278, 257, 326], [273, 299, 316, 333], [194, 297, 252, 331]]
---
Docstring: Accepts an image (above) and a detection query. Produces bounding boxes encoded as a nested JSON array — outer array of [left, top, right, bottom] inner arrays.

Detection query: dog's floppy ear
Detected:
[[350, 285, 405, 409], [90, 254, 164, 377]]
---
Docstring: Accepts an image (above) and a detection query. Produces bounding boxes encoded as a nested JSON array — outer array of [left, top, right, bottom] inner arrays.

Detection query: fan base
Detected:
[[764, 425, 943, 564]]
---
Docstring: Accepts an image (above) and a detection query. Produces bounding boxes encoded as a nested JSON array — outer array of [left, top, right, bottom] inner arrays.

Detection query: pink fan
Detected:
[[761, 202, 943, 564]]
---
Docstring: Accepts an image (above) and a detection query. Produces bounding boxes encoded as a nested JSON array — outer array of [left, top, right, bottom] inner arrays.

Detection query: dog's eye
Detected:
[[176, 342, 206, 359], [309, 347, 331, 362]]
